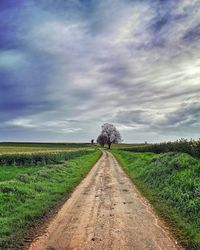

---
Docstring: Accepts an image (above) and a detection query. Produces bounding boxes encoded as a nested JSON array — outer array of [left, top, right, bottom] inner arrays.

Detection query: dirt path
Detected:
[[28, 151, 182, 250]]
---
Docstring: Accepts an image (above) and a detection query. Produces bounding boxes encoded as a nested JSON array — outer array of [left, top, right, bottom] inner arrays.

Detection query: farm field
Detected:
[[0, 142, 91, 154], [0, 147, 101, 249], [112, 150, 200, 249], [111, 143, 146, 149], [1, 143, 199, 250]]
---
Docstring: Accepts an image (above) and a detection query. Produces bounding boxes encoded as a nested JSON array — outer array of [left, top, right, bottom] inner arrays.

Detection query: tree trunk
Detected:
[[108, 143, 111, 149]]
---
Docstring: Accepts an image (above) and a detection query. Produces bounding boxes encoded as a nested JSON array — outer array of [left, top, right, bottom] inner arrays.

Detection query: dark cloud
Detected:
[[157, 102, 200, 128], [0, 0, 200, 142], [114, 101, 200, 139], [0, 0, 24, 9], [183, 23, 200, 43], [114, 110, 152, 125]]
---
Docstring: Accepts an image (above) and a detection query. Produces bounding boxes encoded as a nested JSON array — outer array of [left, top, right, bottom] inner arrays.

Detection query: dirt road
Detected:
[[28, 151, 181, 250]]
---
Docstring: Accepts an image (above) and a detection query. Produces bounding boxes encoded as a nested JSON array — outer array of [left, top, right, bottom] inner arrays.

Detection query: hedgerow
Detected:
[[122, 138, 200, 158], [0, 150, 91, 166]]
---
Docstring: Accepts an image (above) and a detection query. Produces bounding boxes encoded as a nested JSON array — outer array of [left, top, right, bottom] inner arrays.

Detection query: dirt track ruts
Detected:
[[28, 151, 182, 250]]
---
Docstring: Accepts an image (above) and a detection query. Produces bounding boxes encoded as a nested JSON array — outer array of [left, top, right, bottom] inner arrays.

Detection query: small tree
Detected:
[[97, 134, 107, 147], [98, 123, 122, 149]]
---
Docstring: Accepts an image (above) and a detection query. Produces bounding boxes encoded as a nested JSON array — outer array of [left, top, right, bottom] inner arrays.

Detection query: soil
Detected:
[[28, 151, 182, 250]]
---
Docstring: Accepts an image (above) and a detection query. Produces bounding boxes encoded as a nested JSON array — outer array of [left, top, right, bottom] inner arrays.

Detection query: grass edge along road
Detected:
[[111, 150, 200, 250], [0, 149, 102, 249]]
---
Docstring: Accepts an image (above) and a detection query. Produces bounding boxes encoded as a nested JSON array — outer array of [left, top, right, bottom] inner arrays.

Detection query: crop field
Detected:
[[0, 142, 91, 154], [110, 143, 146, 149], [0, 146, 101, 249], [112, 150, 200, 249]]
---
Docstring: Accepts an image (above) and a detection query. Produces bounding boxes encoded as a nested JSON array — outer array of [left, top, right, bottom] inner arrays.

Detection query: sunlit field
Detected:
[[0, 142, 91, 154]]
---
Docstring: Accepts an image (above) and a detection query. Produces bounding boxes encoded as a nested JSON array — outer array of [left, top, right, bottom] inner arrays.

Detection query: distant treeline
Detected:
[[122, 139, 200, 158]]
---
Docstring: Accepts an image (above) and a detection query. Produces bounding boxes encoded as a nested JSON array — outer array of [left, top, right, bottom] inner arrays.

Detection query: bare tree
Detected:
[[97, 123, 122, 149]]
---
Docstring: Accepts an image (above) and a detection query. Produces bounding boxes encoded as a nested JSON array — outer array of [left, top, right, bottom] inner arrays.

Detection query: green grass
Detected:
[[0, 166, 41, 182], [112, 150, 200, 250], [0, 149, 101, 249], [0, 150, 96, 166]]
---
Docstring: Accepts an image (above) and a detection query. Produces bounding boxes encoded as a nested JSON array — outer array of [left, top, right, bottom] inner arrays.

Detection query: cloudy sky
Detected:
[[0, 0, 200, 143]]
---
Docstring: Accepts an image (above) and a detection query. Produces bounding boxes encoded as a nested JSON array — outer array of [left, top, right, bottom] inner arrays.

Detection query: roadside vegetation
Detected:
[[112, 150, 200, 250], [119, 138, 200, 159], [0, 149, 101, 249], [0, 150, 93, 166]]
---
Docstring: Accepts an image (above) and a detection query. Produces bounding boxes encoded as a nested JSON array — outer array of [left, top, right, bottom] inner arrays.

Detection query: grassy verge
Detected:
[[0, 149, 102, 249], [112, 150, 200, 250]]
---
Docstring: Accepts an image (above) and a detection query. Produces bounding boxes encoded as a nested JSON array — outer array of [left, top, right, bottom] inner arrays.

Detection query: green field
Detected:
[[0, 142, 91, 154], [1, 142, 200, 249], [112, 150, 200, 249], [0, 148, 101, 249]]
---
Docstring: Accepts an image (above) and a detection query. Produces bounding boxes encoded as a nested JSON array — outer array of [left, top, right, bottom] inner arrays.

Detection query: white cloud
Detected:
[[5, 118, 37, 128]]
